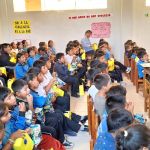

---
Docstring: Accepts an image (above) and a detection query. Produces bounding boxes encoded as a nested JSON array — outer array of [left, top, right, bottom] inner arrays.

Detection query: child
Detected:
[[94, 108, 134, 150], [36, 47, 47, 60], [0, 87, 27, 144], [54, 53, 79, 97], [48, 40, 56, 55], [0, 43, 16, 67], [27, 47, 38, 67], [93, 74, 111, 117], [17, 42, 23, 52], [137, 50, 149, 79], [33, 59, 70, 112], [15, 52, 29, 79], [10, 42, 18, 54], [87, 68, 103, 100], [116, 124, 150, 150], [12, 79, 73, 148], [22, 40, 28, 51]]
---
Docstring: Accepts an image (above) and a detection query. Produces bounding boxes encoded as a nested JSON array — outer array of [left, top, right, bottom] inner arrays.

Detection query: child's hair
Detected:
[[40, 56, 49, 62], [94, 74, 110, 90], [0, 87, 11, 101], [1, 43, 10, 52], [48, 40, 53, 47], [66, 46, 72, 54], [28, 67, 41, 75], [106, 85, 127, 98], [12, 79, 27, 94], [107, 108, 133, 132], [90, 60, 99, 68], [22, 40, 27, 46], [137, 50, 147, 59], [66, 41, 73, 48], [56, 53, 64, 61], [27, 46, 34, 54], [39, 42, 46, 48], [86, 68, 101, 81], [16, 52, 24, 61], [73, 40, 80, 47], [95, 50, 105, 59], [85, 30, 92, 34], [38, 47, 46, 53], [17, 42, 22, 48], [33, 60, 46, 70], [105, 95, 126, 113], [97, 63, 108, 72], [25, 73, 37, 85], [116, 124, 150, 150], [132, 46, 139, 54], [0, 102, 8, 118]]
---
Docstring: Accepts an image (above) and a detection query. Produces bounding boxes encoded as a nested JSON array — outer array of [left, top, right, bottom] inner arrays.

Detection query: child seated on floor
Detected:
[[15, 52, 29, 79], [116, 124, 150, 150], [54, 53, 80, 98], [137, 50, 149, 79], [94, 108, 134, 150]]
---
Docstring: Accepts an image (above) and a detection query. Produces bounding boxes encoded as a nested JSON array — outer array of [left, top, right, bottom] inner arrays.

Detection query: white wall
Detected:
[[0, 0, 134, 61], [133, 0, 150, 55]]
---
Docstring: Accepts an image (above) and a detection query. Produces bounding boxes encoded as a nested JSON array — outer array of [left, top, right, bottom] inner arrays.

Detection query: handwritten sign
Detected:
[[91, 22, 111, 38], [13, 20, 31, 34]]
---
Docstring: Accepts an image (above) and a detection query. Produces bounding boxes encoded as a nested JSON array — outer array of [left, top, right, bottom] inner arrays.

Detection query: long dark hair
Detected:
[[116, 124, 150, 150]]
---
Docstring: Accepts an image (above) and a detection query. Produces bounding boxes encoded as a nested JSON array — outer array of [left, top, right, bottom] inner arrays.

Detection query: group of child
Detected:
[[0, 34, 149, 150]]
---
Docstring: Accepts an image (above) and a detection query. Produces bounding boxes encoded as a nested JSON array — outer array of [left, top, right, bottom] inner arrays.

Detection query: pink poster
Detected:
[[91, 22, 111, 38]]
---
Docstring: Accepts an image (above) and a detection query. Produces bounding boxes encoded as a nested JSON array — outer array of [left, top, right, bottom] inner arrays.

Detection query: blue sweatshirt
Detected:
[[2, 106, 26, 145], [15, 63, 29, 79]]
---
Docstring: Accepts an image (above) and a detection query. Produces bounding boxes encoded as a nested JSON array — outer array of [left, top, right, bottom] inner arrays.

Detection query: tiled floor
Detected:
[[68, 77, 149, 150]]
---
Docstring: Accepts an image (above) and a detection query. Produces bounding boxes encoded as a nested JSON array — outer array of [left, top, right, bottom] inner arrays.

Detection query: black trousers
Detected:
[[115, 61, 127, 72], [64, 76, 79, 95], [109, 68, 123, 82], [53, 92, 70, 112], [45, 109, 81, 134]]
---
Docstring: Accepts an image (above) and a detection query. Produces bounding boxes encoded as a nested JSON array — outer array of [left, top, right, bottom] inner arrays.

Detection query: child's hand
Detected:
[[77, 63, 83, 68], [10, 130, 25, 141], [26, 94, 33, 103], [52, 72, 57, 78], [18, 102, 26, 112], [0, 70, 2, 76], [50, 78, 57, 84]]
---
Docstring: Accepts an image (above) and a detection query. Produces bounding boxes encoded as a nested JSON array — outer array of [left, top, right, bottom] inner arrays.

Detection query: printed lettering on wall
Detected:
[[13, 20, 31, 34], [91, 22, 111, 38]]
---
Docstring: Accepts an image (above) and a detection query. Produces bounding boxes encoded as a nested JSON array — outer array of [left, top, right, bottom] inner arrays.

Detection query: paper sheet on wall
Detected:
[[13, 20, 31, 34], [91, 22, 111, 38]]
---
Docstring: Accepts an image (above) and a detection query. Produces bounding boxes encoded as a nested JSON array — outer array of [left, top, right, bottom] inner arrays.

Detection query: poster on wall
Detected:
[[13, 20, 31, 34], [91, 22, 111, 38]]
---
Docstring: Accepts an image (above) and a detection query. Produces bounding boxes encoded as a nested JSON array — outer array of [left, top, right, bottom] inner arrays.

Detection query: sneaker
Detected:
[[63, 139, 74, 149], [120, 81, 126, 87], [71, 94, 80, 98], [126, 67, 131, 73], [80, 115, 88, 124], [64, 130, 77, 136]]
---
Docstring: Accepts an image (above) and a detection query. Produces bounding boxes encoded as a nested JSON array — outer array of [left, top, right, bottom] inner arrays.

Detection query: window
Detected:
[[13, 0, 107, 12], [13, 0, 25, 12], [146, 0, 150, 6], [41, 0, 75, 11], [76, 0, 107, 10]]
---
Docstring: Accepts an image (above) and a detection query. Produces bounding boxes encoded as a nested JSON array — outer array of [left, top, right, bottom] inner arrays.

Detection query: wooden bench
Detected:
[[87, 95, 100, 150]]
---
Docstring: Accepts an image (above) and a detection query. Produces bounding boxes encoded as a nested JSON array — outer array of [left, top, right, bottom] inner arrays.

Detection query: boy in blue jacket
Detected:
[[54, 53, 79, 98], [27, 47, 38, 67], [137, 50, 149, 79], [15, 52, 29, 79], [0, 87, 27, 144]]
